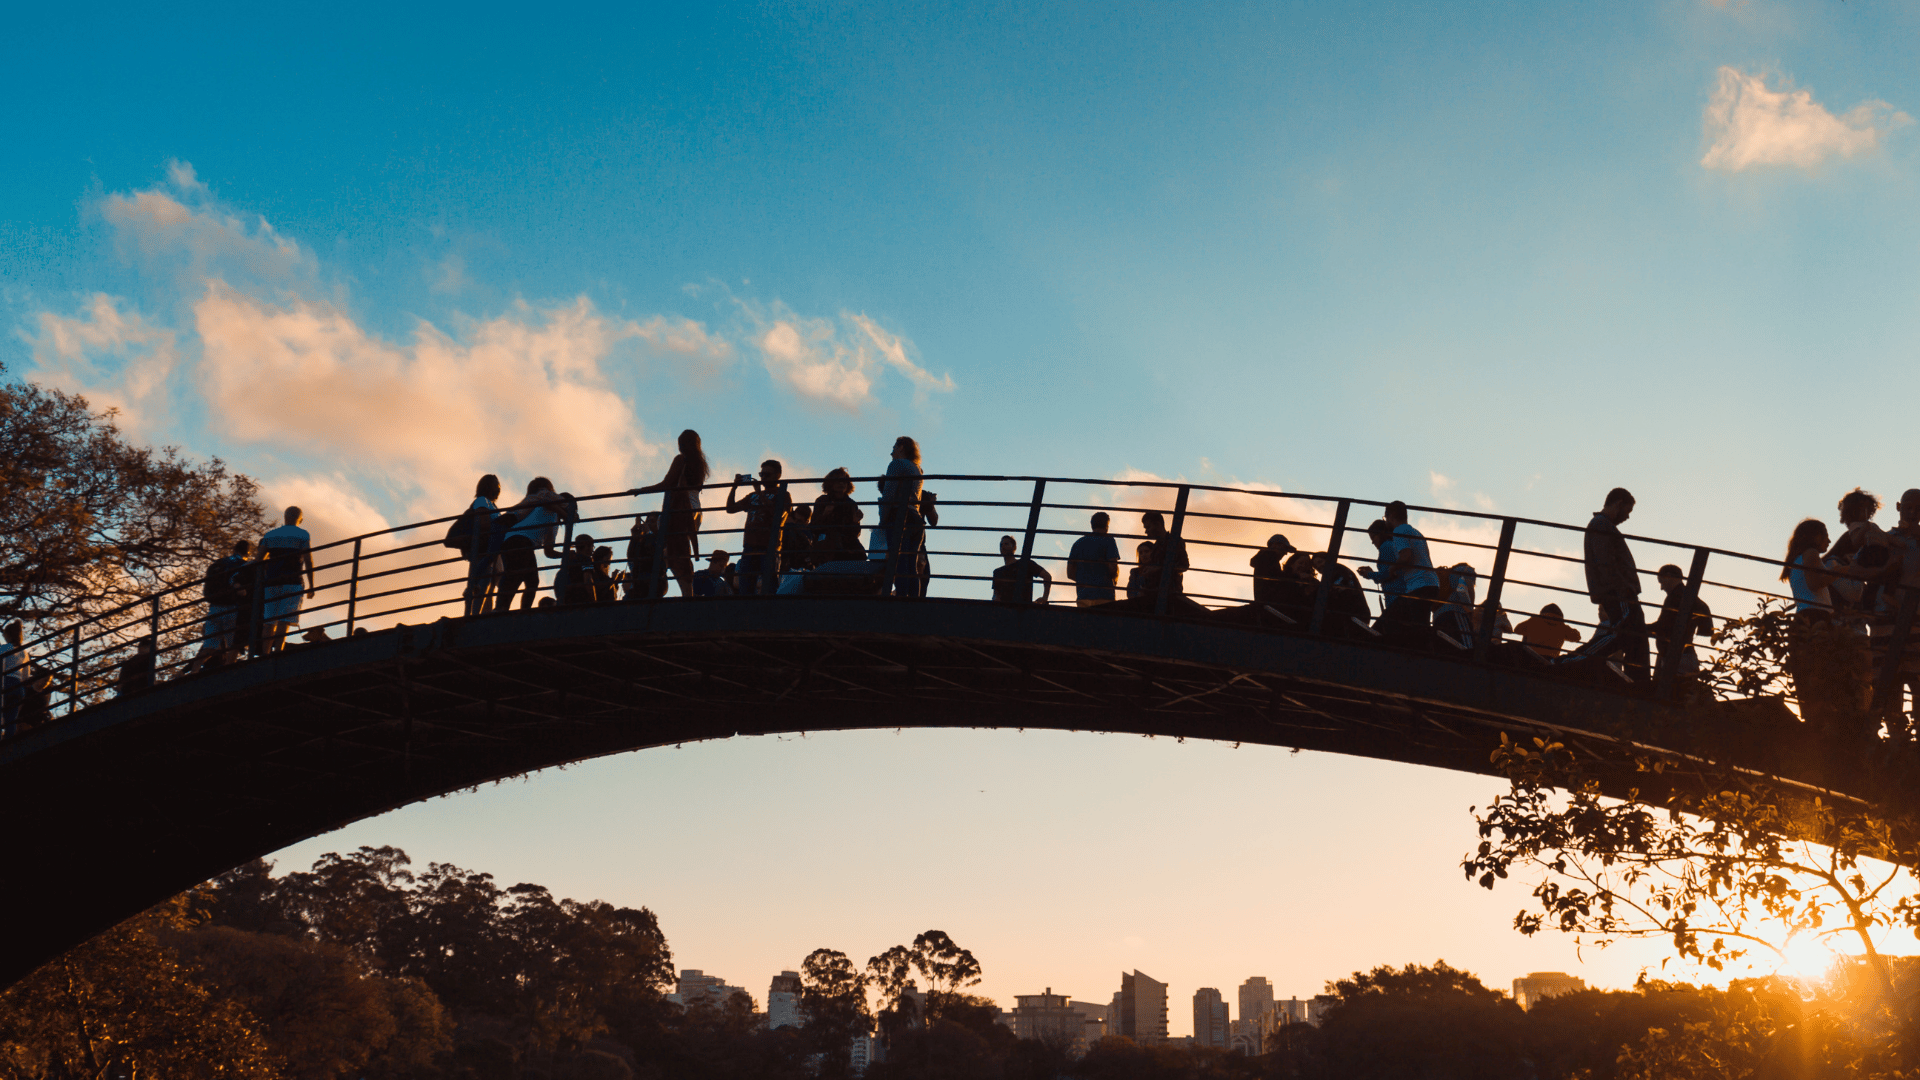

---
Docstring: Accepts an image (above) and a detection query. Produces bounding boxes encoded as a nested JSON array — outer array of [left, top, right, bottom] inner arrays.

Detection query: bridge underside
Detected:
[[0, 596, 1855, 985]]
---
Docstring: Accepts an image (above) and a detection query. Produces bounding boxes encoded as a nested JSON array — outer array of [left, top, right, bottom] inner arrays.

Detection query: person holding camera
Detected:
[[725, 459, 793, 595]]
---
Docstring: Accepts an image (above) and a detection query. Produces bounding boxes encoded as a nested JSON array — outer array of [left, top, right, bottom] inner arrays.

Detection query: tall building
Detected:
[[1275, 997, 1311, 1025], [1192, 987, 1229, 1049], [1513, 972, 1586, 1010], [768, 970, 803, 1029], [1237, 976, 1276, 1029], [850, 1033, 878, 1074], [1072, 999, 1108, 1049], [1113, 970, 1169, 1044], [1009, 989, 1086, 1047], [669, 969, 750, 1009]]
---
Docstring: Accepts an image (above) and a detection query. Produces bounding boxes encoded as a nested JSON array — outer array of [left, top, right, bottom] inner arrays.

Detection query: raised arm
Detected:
[[630, 455, 684, 497]]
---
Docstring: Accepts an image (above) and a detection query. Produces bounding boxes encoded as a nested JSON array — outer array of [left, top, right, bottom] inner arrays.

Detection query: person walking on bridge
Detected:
[[1584, 487, 1647, 682]]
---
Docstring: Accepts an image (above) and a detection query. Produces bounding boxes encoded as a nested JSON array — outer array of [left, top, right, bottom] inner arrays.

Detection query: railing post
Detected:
[[1473, 518, 1518, 663], [345, 539, 362, 634], [1020, 480, 1046, 604], [1873, 583, 1918, 726], [1656, 547, 1711, 699], [1308, 500, 1352, 635], [650, 515, 669, 601], [66, 625, 80, 716], [1154, 486, 1190, 617]]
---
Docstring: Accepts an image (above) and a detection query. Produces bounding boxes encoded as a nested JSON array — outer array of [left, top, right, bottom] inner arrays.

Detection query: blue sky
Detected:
[[6, 0, 1919, 1034]]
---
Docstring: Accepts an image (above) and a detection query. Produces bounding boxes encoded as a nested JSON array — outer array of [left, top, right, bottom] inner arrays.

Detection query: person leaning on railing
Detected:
[[494, 478, 573, 613]]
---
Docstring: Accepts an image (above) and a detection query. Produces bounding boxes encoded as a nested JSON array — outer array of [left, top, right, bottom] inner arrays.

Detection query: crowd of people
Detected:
[[5, 434, 1918, 742]]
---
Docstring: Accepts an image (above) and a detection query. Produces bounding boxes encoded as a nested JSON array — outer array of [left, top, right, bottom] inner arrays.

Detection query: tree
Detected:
[[1312, 961, 1528, 1080], [799, 949, 871, 1078], [0, 374, 268, 625], [0, 903, 281, 1080]]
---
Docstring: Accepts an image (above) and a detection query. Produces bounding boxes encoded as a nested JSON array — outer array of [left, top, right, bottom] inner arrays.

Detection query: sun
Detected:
[[1778, 935, 1838, 984]]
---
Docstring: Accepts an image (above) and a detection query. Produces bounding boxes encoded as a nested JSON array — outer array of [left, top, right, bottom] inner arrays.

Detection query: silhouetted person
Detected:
[[1250, 534, 1296, 606], [992, 535, 1052, 606], [1784, 518, 1835, 616], [1515, 604, 1581, 659], [1269, 551, 1317, 621], [692, 550, 734, 597], [878, 436, 925, 598], [917, 489, 939, 598], [461, 473, 502, 617], [629, 429, 710, 598], [258, 506, 315, 654], [1140, 511, 1188, 599], [726, 459, 792, 596], [1067, 513, 1121, 607], [1585, 487, 1646, 681], [1313, 551, 1372, 627], [116, 637, 157, 697], [1362, 502, 1439, 638], [495, 478, 572, 612], [1886, 489, 1920, 739], [811, 468, 866, 565], [187, 540, 251, 674], [591, 547, 622, 602], [1434, 562, 1480, 647], [1126, 541, 1157, 601], [11, 671, 51, 736], [1650, 562, 1713, 680], [0, 621, 26, 684], [626, 514, 668, 599], [783, 504, 813, 572], [555, 534, 597, 605]]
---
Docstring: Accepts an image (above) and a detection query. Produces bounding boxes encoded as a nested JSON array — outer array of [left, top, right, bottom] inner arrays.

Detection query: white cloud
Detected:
[[100, 173, 317, 291], [1701, 67, 1911, 171], [193, 286, 659, 511], [21, 294, 179, 429], [740, 300, 954, 412]]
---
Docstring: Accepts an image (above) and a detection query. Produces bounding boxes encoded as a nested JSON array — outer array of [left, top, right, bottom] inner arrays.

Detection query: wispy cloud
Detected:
[[738, 299, 954, 413], [1701, 67, 1910, 172], [21, 294, 179, 430]]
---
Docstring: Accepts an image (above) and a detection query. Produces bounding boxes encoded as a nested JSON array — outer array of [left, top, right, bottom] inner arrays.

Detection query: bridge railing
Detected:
[[15, 476, 1918, 730]]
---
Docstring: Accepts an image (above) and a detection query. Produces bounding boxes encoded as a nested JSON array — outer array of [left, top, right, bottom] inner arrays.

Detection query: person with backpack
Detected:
[[449, 474, 502, 617], [186, 540, 252, 674]]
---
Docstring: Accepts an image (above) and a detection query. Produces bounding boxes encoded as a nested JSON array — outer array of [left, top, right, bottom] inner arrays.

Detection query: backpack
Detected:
[[203, 557, 246, 607], [444, 504, 485, 555]]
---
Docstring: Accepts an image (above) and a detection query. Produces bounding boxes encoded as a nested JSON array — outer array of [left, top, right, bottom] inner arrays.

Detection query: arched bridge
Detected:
[[2, 475, 1915, 986]]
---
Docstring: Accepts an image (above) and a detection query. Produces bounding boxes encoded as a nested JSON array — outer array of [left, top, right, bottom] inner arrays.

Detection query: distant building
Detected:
[[1113, 970, 1169, 1044], [1192, 987, 1229, 1049], [1276, 997, 1311, 1026], [669, 969, 750, 1010], [1513, 972, 1586, 1011], [850, 1033, 878, 1074], [1228, 1019, 1263, 1057], [768, 970, 803, 1029], [1010, 988, 1086, 1047], [1237, 976, 1276, 1031], [1071, 999, 1108, 1050], [1307, 994, 1339, 1026]]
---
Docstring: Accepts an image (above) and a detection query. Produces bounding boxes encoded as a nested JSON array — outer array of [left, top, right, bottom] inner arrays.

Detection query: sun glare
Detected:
[[1778, 935, 1839, 984]]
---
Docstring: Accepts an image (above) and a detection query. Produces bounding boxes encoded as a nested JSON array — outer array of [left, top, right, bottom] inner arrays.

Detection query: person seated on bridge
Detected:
[[1126, 541, 1157, 601], [1250, 535, 1296, 607], [1434, 563, 1481, 649], [494, 478, 573, 613], [257, 506, 315, 655], [591, 547, 622, 602], [692, 550, 734, 598], [554, 534, 597, 605], [1650, 563, 1713, 681], [1067, 513, 1121, 607], [811, 468, 866, 566], [782, 504, 813, 572], [185, 540, 252, 675], [1140, 511, 1189, 598], [115, 637, 158, 697], [1514, 604, 1580, 659], [992, 535, 1053, 606], [1584, 487, 1648, 682], [625, 513, 669, 600], [1311, 551, 1372, 628], [727, 459, 792, 597]]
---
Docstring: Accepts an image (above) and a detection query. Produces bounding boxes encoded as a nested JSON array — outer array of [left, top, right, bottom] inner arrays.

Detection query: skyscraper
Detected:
[[768, 970, 803, 1029], [1009, 988, 1086, 1047], [1114, 970, 1169, 1044], [1237, 976, 1275, 1029], [1192, 987, 1229, 1049]]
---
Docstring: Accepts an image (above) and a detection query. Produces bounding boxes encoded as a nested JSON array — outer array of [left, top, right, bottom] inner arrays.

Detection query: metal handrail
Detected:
[[10, 474, 1914, 729]]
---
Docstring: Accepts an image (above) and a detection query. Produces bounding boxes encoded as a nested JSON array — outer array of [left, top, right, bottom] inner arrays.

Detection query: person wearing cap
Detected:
[[1250, 534, 1296, 606]]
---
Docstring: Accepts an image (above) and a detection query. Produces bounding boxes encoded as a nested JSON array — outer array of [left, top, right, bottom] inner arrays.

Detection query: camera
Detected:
[[735, 473, 754, 485]]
